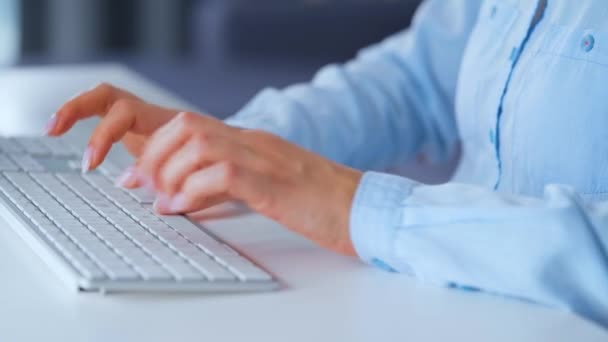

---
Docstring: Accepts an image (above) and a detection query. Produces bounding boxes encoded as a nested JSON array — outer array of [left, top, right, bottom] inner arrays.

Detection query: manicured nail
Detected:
[[137, 171, 155, 192], [44, 114, 58, 135], [153, 193, 172, 213], [115, 166, 137, 187], [81, 146, 95, 173], [169, 193, 188, 213]]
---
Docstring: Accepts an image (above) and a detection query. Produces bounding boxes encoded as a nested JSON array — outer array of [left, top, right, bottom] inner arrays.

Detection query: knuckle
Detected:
[[190, 135, 212, 166], [218, 161, 237, 187], [160, 167, 173, 187], [240, 129, 277, 146], [176, 111, 196, 125], [193, 131, 212, 147], [90, 128, 109, 145], [183, 176, 197, 192], [92, 124, 114, 143], [250, 191, 275, 213], [95, 82, 114, 96], [111, 98, 134, 113], [252, 158, 275, 176], [292, 159, 307, 175], [173, 112, 197, 134]]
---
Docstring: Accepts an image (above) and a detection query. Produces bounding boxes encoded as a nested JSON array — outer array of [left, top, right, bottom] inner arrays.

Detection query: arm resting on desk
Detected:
[[351, 171, 608, 326]]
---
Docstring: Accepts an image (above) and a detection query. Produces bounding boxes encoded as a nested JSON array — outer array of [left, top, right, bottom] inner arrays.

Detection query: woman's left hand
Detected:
[[120, 112, 362, 256]]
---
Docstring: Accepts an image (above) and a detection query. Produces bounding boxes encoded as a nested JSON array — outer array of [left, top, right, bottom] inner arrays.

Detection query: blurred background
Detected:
[[2, 0, 422, 118]]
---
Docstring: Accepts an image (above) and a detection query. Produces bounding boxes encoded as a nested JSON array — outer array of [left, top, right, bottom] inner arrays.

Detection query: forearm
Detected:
[[351, 172, 608, 326], [226, 0, 481, 170]]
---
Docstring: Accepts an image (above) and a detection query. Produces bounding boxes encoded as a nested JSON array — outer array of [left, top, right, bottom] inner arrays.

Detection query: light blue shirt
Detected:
[[225, 0, 608, 326]]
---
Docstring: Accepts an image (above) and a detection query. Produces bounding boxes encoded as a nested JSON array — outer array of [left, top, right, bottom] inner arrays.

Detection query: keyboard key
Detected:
[[136, 265, 173, 281], [98, 162, 123, 178], [185, 253, 236, 281], [0, 138, 24, 154], [0, 154, 19, 171], [126, 188, 156, 204], [38, 137, 78, 157], [14, 137, 52, 155], [157, 215, 229, 256], [217, 255, 272, 282], [8, 155, 45, 172]]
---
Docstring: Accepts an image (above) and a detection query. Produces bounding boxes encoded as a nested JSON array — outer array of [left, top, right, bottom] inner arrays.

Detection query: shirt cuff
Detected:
[[350, 171, 419, 271]]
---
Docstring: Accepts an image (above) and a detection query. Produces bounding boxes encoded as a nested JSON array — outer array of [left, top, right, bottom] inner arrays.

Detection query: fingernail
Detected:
[[169, 193, 188, 213], [115, 166, 136, 187], [81, 146, 95, 173], [137, 171, 155, 192], [153, 193, 172, 213], [44, 114, 58, 135]]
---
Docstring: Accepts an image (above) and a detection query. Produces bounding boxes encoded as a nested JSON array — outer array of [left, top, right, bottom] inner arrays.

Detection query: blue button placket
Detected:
[[491, 0, 547, 190]]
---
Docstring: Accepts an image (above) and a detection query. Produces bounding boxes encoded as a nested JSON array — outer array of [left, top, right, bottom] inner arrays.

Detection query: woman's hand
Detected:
[[49, 84, 362, 255], [136, 112, 362, 255], [46, 83, 180, 173]]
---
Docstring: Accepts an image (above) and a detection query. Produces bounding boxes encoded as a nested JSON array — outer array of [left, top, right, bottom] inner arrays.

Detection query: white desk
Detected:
[[0, 65, 606, 342]]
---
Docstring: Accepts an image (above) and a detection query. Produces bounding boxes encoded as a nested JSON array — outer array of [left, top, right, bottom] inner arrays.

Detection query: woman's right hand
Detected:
[[46, 83, 181, 181]]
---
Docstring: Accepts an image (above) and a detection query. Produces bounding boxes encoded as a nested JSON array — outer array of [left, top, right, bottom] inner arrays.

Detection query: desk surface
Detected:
[[0, 64, 606, 342]]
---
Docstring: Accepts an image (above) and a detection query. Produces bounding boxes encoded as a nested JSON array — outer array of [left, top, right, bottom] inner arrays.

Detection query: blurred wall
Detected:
[[20, 0, 191, 61], [16, 0, 423, 116], [19, 0, 421, 63], [0, 0, 20, 65], [197, 0, 420, 63]]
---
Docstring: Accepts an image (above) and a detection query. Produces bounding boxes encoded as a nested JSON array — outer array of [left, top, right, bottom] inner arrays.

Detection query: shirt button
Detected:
[[489, 130, 496, 144], [509, 47, 519, 61], [490, 6, 498, 19], [582, 34, 595, 52]]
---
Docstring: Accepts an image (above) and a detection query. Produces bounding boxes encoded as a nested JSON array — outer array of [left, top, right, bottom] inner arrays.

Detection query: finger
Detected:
[[49, 83, 136, 136], [154, 193, 229, 215], [144, 111, 232, 155], [137, 113, 193, 187], [115, 165, 143, 189], [154, 161, 272, 215], [158, 134, 252, 196], [154, 162, 232, 214], [84, 99, 176, 170], [139, 112, 237, 189]]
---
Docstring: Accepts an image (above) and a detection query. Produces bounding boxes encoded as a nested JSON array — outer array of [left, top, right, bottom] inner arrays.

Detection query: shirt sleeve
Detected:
[[351, 171, 608, 326], [225, 0, 482, 170]]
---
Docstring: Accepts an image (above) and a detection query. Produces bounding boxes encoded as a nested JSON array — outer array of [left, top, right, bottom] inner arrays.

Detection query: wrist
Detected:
[[331, 165, 363, 256]]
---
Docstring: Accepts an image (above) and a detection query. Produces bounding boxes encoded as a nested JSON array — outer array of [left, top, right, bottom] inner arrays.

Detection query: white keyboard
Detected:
[[0, 136, 278, 293]]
